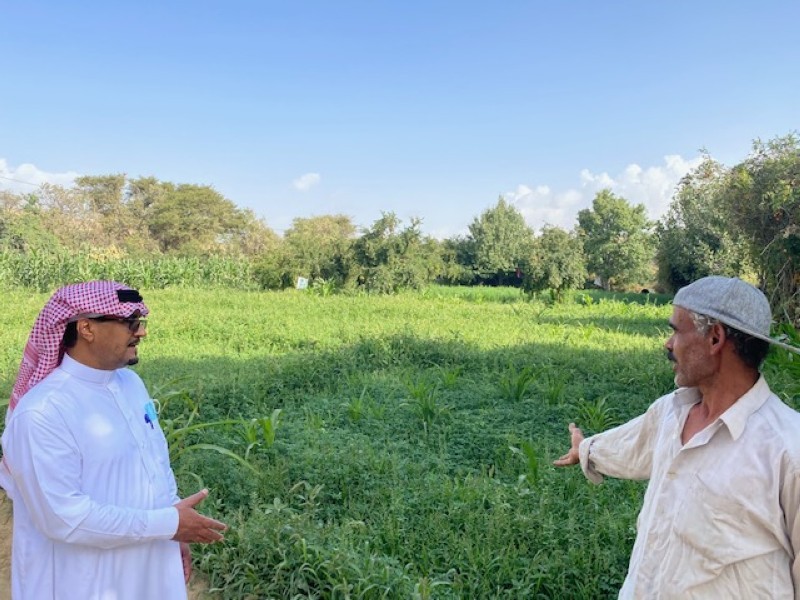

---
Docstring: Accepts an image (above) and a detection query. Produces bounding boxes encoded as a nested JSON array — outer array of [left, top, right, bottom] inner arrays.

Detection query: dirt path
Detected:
[[0, 490, 214, 600], [1, 491, 11, 600]]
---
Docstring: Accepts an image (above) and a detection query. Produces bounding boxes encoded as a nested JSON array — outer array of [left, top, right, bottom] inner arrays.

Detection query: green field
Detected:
[[2, 286, 798, 599]]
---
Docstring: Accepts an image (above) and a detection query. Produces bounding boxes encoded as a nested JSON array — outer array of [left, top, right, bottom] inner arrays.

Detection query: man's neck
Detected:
[[695, 368, 760, 422]]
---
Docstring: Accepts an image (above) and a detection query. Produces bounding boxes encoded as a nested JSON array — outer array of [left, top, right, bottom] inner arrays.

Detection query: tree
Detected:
[[73, 174, 145, 249], [577, 190, 653, 290], [0, 192, 62, 253], [465, 197, 533, 285], [37, 183, 105, 249], [521, 226, 586, 301], [147, 184, 247, 254], [720, 133, 800, 322], [283, 214, 356, 283], [437, 236, 474, 285], [230, 209, 281, 258], [655, 157, 747, 292], [74, 174, 127, 216], [351, 213, 441, 293]]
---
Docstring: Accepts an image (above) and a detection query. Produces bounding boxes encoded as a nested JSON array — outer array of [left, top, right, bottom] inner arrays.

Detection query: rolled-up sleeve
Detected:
[[578, 399, 665, 484]]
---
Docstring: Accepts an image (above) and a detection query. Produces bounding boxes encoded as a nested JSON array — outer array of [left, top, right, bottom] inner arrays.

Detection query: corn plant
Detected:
[[571, 396, 620, 433], [540, 370, 568, 405], [404, 377, 448, 434], [509, 439, 541, 485], [240, 408, 282, 460], [343, 386, 369, 423], [152, 383, 259, 473], [435, 364, 463, 389], [498, 366, 537, 402], [413, 575, 452, 600]]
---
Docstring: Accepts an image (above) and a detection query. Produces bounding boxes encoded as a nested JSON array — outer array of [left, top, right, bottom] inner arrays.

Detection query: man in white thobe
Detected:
[[0, 281, 227, 599], [555, 276, 800, 599]]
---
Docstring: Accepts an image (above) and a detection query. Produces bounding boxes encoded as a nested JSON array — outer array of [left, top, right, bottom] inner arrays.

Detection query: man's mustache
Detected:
[[666, 351, 676, 362]]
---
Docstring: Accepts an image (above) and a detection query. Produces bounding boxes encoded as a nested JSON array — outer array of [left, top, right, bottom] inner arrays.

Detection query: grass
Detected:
[[0, 285, 797, 598]]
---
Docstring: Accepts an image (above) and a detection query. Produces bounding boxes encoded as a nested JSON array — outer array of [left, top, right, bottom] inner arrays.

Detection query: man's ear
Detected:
[[709, 322, 726, 354], [75, 318, 96, 343]]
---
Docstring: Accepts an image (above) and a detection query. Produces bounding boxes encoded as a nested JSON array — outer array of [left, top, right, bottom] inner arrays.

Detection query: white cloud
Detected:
[[0, 159, 80, 193], [292, 172, 321, 192], [508, 154, 703, 232]]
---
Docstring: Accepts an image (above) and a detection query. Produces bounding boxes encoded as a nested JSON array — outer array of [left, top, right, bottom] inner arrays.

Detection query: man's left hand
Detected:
[[180, 542, 192, 584]]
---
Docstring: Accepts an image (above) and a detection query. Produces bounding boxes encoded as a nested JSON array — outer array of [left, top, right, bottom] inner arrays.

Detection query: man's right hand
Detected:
[[172, 489, 228, 544], [553, 422, 584, 467]]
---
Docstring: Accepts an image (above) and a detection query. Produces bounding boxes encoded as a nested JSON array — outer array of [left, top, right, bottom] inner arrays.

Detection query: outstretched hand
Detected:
[[172, 489, 228, 544], [553, 422, 584, 467]]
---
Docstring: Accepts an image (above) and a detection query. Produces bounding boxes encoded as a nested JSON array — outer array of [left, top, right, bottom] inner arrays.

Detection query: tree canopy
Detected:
[[655, 157, 746, 292], [465, 197, 533, 285], [521, 226, 586, 301], [578, 190, 653, 290]]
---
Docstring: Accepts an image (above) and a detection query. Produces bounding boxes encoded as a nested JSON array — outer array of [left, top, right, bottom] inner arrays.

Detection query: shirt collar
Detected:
[[60, 353, 116, 386], [671, 375, 771, 441]]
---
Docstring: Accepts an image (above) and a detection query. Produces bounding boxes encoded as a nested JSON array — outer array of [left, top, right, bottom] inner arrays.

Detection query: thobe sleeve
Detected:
[[155, 415, 181, 505], [578, 399, 663, 484], [5, 408, 179, 549]]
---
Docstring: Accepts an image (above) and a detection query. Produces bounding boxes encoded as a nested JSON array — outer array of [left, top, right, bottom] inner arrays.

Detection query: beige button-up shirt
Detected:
[[580, 376, 800, 599]]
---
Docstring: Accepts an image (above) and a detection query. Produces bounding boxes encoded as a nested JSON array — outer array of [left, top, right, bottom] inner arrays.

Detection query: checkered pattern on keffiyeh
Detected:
[[8, 280, 149, 414]]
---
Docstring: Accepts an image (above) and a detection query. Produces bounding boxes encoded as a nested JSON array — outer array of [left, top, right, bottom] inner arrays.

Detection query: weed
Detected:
[[540, 370, 568, 405], [509, 439, 541, 485], [435, 364, 463, 389], [343, 386, 370, 422], [572, 396, 620, 433], [152, 383, 260, 473], [498, 366, 537, 402], [404, 377, 448, 433]]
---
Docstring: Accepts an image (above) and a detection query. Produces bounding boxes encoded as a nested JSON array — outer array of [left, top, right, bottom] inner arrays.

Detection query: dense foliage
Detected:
[[521, 226, 587, 301], [2, 131, 800, 320], [655, 133, 800, 323], [655, 157, 745, 291], [577, 190, 653, 291], [463, 197, 533, 285]]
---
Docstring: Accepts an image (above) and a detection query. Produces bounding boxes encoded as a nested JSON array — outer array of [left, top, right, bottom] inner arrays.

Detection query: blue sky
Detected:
[[1, 1, 798, 237]]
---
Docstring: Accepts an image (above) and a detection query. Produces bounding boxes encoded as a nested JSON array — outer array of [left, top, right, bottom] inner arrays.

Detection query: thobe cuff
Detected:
[[579, 437, 603, 484], [146, 507, 179, 539]]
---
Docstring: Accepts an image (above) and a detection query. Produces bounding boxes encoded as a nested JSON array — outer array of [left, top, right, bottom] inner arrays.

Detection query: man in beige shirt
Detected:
[[555, 276, 800, 599]]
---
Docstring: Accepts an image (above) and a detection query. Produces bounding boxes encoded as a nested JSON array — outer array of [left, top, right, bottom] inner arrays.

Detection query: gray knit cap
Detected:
[[673, 276, 800, 354]]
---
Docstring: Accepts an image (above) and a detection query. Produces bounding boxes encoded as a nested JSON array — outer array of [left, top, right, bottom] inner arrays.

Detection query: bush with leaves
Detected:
[[351, 213, 442, 293], [655, 157, 747, 292], [521, 226, 587, 301]]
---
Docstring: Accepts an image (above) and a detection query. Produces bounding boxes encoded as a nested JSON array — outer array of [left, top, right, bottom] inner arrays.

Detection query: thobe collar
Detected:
[[671, 375, 771, 441], [60, 353, 117, 386]]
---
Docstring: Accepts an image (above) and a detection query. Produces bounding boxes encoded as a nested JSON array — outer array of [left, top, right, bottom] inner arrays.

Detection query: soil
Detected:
[[0, 490, 214, 600], [1, 491, 11, 600]]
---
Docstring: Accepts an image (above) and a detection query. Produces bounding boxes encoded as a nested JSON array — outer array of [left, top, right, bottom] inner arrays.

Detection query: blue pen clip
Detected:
[[143, 401, 158, 429]]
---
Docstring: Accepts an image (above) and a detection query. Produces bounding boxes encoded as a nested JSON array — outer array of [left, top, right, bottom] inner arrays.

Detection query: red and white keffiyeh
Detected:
[[8, 280, 149, 415]]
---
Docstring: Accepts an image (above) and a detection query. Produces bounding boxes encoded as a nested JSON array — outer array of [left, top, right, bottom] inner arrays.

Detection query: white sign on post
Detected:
[[296, 276, 309, 290]]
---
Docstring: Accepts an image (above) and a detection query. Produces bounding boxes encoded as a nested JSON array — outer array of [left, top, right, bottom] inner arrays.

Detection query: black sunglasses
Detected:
[[89, 315, 148, 332]]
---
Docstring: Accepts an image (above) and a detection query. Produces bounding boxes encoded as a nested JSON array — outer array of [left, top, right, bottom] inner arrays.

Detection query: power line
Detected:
[[0, 175, 41, 187]]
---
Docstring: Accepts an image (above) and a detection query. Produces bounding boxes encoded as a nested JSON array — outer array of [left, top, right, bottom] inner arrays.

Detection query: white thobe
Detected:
[[579, 376, 800, 599], [0, 354, 185, 600]]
